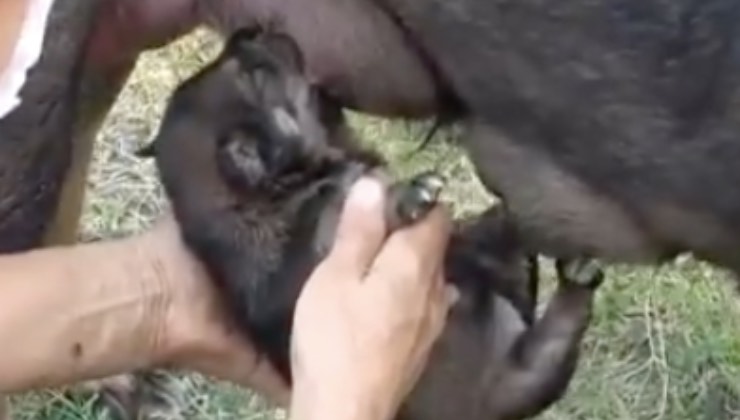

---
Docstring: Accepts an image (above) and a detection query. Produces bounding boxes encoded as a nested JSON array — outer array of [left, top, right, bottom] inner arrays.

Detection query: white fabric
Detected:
[[0, 0, 56, 119]]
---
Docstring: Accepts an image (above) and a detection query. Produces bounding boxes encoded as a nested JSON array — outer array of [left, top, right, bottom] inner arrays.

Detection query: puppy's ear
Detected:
[[222, 26, 263, 65]]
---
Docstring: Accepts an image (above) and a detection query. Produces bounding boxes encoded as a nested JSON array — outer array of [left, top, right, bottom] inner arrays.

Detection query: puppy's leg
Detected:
[[485, 258, 603, 419]]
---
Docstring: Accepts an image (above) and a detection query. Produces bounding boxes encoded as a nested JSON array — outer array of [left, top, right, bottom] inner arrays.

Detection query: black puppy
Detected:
[[114, 28, 605, 420]]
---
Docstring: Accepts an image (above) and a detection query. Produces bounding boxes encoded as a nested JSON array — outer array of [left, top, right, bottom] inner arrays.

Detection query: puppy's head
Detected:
[[224, 30, 341, 162], [140, 27, 347, 183], [216, 28, 347, 184]]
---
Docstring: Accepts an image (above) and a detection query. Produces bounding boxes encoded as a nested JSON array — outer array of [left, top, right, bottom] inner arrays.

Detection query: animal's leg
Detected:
[[41, 120, 99, 246], [485, 258, 603, 419]]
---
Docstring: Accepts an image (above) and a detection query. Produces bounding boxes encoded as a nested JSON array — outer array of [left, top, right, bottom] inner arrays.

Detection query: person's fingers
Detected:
[[369, 205, 452, 292], [323, 177, 388, 278], [444, 284, 461, 308]]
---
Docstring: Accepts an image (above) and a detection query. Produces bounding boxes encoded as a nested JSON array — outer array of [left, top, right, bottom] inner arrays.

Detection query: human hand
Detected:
[[134, 213, 290, 405], [290, 177, 458, 420]]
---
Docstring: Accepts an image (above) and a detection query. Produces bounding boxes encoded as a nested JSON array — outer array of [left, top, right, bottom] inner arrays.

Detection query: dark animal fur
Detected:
[[371, 0, 740, 278], [0, 0, 103, 251], [122, 28, 605, 420]]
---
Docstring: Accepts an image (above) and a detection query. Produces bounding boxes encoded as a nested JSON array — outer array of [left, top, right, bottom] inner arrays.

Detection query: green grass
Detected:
[[11, 29, 740, 419]]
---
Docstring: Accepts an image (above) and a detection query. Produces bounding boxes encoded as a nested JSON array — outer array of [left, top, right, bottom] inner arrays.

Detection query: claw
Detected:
[[392, 171, 446, 226], [411, 171, 446, 199]]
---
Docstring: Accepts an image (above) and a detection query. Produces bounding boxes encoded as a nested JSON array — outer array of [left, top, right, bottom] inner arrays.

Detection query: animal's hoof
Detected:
[[556, 258, 604, 289], [392, 171, 446, 225], [94, 371, 186, 420]]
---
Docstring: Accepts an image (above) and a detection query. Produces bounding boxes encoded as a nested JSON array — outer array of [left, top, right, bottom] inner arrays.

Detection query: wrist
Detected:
[[72, 234, 173, 376], [121, 229, 177, 366], [126, 217, 205, 368], [132, 216, 225, 368]]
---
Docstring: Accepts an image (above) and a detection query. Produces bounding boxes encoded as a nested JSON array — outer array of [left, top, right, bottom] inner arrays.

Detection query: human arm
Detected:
[[0, 214, 288, 404]]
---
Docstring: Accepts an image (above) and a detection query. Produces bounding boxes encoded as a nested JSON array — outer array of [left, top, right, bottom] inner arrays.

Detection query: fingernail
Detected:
[[348, 177, 384, 210], [447, 285, 461, 305]]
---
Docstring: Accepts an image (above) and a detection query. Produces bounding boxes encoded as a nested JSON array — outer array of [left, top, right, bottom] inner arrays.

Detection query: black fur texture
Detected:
[[373, 0, 740, 279]]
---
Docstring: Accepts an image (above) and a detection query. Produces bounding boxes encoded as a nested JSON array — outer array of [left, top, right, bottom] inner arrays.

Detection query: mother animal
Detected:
[[372, 0, 740, 276], [205, 0, 740, 276], [11, 0, 740, 274], [1, 0, 738, 367], [41, 0, 740, 278]]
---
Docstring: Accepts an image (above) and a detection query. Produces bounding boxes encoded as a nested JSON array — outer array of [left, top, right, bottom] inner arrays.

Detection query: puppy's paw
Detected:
[[387, 171, 446, 229], [555, 258, 604, 290]]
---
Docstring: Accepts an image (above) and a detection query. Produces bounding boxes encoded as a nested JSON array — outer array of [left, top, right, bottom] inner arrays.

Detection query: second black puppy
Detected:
[[139, 27, 604, 420]]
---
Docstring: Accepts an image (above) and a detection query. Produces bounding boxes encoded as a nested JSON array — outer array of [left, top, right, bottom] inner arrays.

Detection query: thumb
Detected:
[[324, 176, 388, 278]]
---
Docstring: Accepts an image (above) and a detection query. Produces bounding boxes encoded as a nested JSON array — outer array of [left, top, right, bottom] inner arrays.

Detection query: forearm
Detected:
[[0, 233, 167, 392]]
